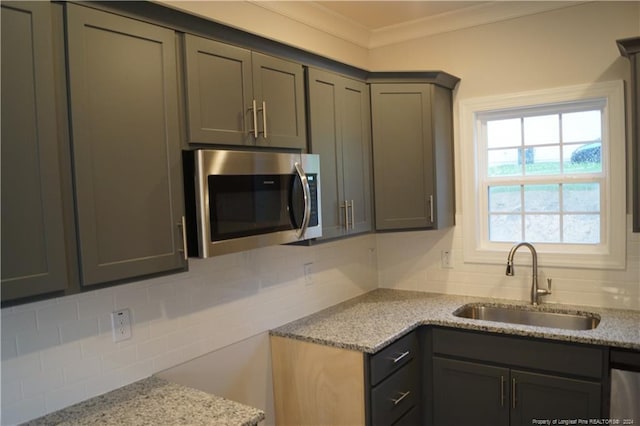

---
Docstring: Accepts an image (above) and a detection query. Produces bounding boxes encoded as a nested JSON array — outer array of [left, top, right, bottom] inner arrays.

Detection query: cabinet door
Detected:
[[510, 370, 601, 426], [341, 78, 373, 235], [66, 4, 186, 286], [1, 1, 69, 301], [183, 34, 253, 145], [371, 84, 434, 230], [308, 68, 346, 239], [432, 357, 510, 426], [252, 52, 307, 150], [308, 68, 372, 240]]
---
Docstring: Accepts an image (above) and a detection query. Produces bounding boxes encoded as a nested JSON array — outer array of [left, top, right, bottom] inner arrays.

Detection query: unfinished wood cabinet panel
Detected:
[[270, 335, 365, 425]]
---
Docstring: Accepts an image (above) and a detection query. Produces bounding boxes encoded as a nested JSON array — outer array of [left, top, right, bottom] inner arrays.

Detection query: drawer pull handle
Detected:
[[391, 351, 410, 363], [391, 391, 411, 405]]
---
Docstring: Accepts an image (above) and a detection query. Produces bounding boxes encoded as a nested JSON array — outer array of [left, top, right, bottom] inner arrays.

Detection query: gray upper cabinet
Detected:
[[1, 2, 70, 302], [183, 35, 253, 146], [184, 34, 307, 150], [66, 4, 186, 286], [307, 68, 373, 239], [617, 37, 640, 233], [371, 82, 455, 231]]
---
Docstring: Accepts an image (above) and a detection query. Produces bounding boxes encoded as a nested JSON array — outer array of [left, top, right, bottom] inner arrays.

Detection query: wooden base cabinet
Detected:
[[271, 331, 420, 426], [431, 328, 604, 426]]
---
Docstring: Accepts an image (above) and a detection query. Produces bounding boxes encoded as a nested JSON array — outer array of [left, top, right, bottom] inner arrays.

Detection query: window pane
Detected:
[[562, 110, 601, 143], [524, 146, 561, 175], [563, 214, 600, 243], [489, 214, 521, 242], [563, 183, 600, 212], [488, 148, 522, 177], [566, 141, 602, 173], [489, 186, 521, 212], [524, 114, 559, 146], [524, 184, 559, 212], [525, 214, 559, 242], [487, 118, 521, 149]]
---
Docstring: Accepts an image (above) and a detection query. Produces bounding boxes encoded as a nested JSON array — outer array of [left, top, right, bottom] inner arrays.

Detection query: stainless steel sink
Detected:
[[453, 304, 600, 330]]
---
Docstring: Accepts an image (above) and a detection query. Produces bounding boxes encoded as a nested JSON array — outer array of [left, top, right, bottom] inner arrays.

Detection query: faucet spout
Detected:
[[505, 242, 551, 306]]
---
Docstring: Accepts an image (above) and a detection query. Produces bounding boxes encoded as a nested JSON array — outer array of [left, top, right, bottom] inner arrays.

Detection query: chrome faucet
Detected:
[[506, 242, 552, 306]]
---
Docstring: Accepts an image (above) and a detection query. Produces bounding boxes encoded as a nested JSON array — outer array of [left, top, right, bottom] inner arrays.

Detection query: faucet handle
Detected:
[[546, 278, 552, 293]]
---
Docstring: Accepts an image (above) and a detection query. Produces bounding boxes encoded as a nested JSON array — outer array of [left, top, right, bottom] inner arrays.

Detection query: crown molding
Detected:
[[249, 1, 371, 48], [369, 1, 585, 48], [251, 1, 585, 50]]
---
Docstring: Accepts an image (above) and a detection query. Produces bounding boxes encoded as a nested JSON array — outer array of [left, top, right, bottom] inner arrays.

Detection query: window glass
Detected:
[[483, 108, 603, 245], [524, 114, 559, 146]]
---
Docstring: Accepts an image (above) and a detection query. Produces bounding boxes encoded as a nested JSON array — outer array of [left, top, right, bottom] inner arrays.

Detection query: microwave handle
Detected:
[[294, 162, 311, 239]]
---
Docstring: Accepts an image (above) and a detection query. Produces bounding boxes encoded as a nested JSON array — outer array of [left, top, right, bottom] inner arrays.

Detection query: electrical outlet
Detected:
[[441, 250, 454, 269], [304, 262, 313, 285], [111, 308, 132, 342]]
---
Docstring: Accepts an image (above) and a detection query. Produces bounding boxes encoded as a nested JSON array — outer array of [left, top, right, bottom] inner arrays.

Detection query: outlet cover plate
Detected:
[[111, 308, 132, 342]]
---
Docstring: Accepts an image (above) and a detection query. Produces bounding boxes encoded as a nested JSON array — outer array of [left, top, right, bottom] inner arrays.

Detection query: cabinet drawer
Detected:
[[370, 331, 418, 386], [371, 360, 418, 426], [392, 406, 420, 426], [432, 327, 604, 379]]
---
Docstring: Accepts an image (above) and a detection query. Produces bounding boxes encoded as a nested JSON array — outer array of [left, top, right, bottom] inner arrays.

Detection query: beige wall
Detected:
[[157, 0, 370, 68], [369, 2, 637, 97], [371, 2, 640, 311]]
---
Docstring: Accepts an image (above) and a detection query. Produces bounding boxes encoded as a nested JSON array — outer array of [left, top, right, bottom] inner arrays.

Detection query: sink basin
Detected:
[[453, 304, 600, 330]]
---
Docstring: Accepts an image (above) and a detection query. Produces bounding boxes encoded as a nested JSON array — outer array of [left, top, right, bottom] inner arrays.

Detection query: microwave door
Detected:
[[292, 162, 311, 238]]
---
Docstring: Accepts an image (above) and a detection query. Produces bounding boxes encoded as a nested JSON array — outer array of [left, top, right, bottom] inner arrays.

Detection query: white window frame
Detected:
[[460, 81, 626, 269]]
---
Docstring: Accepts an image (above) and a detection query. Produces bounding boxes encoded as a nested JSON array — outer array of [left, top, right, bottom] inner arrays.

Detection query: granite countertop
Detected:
[[270, 289, 640, 353], [23, 376, 265, 426]]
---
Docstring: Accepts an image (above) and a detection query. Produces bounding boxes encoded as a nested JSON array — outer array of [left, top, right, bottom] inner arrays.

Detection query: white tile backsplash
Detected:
[[2, 225, 637, 424], [0, 235, 378, 425], [378, 214, 640, 311]]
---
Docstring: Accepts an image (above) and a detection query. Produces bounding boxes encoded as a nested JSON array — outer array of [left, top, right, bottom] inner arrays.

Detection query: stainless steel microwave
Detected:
[[183, 149, 322, 257]]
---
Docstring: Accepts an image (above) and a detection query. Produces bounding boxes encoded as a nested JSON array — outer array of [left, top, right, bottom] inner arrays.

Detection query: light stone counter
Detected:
[[22, 376, 265, 426], [270, 289, 640, 353]]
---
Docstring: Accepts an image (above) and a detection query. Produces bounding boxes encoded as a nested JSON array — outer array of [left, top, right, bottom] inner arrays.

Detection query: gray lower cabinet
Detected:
[[370, 83, 455, 231], [431, 328, 603, 426], [307, 68, 373, 239], [433, 357, 509, 426], [1, 1, 70, 302], [367, 331, 421, 425], [66, 4, 187, 286], [183, 34, 307, 150]]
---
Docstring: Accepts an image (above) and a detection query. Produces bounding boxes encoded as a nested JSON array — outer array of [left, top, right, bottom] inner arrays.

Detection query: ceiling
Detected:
[[314, 1, 489, 31]]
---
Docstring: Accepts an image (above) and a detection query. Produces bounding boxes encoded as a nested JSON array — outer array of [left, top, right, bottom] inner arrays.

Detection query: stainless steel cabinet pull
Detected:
[[350, 199, 355, 229], [249, 100, 258, 138], [500, 376, 505, 407], [341, 201, 349, 231], [262, 101, 267, 138], [512, 378, 517, 409], [391, 391, 411, 405], [391, 351, 410, 363], [429, 194, 434, 223], [178, 216, 187, 261]]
